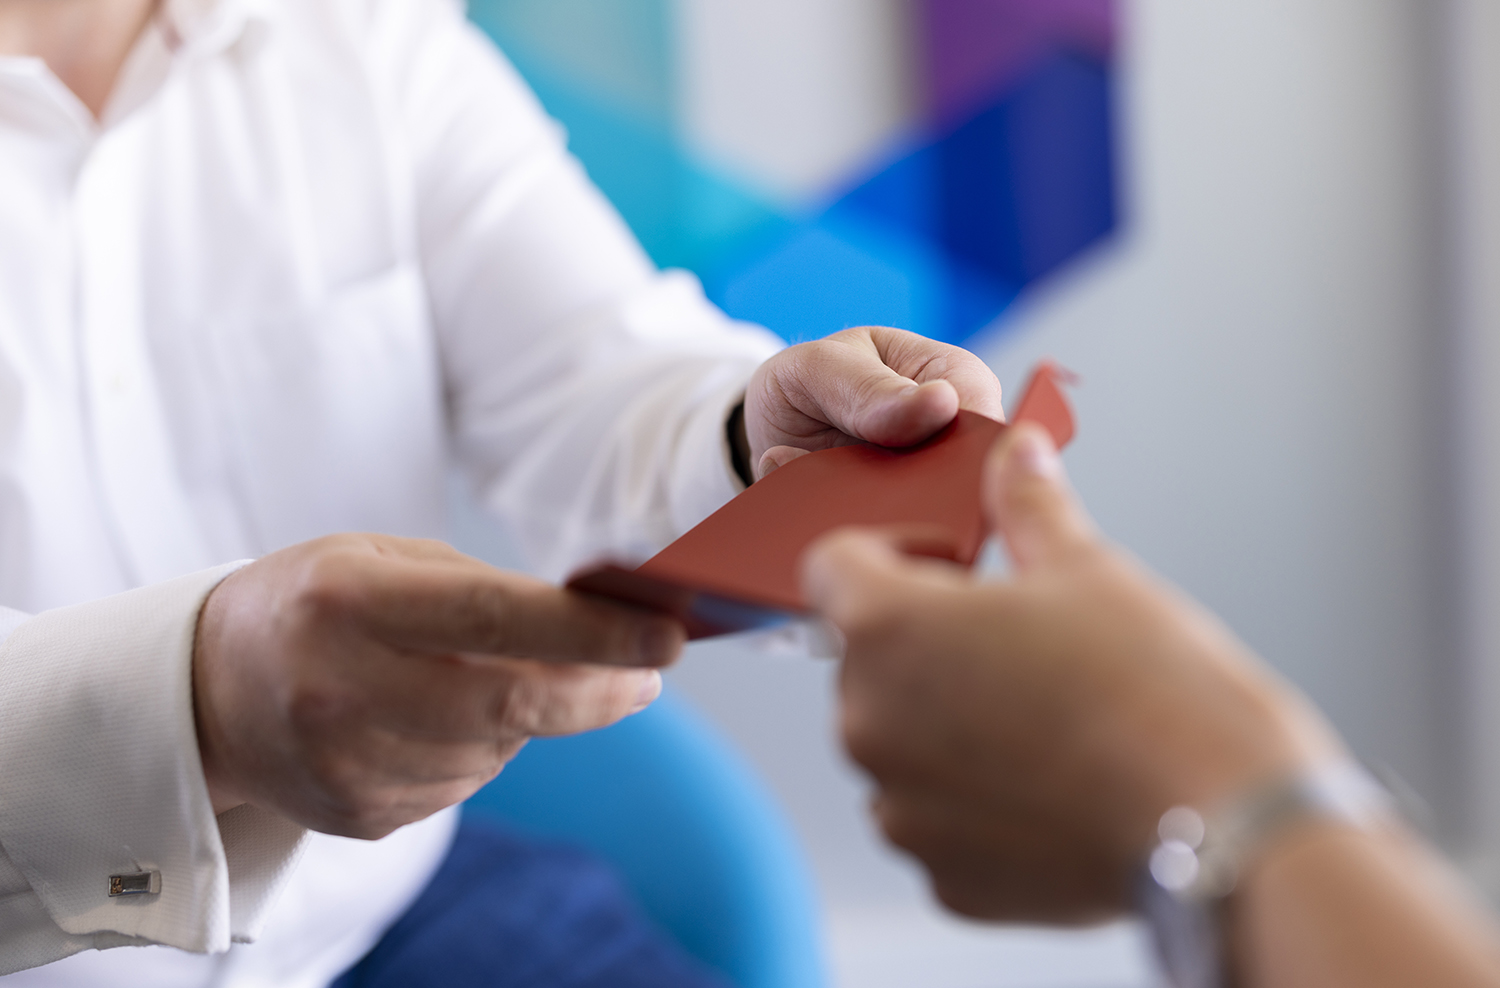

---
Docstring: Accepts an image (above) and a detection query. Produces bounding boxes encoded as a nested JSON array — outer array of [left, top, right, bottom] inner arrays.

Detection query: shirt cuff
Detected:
[[0, 562, 305, 955]]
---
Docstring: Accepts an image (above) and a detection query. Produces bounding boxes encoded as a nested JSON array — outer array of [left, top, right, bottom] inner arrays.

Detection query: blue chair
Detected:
[[463, 687, 828, 988]]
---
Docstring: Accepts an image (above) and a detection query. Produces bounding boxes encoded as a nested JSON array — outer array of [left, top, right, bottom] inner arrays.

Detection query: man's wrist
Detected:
[[193, 571, 243, 816]]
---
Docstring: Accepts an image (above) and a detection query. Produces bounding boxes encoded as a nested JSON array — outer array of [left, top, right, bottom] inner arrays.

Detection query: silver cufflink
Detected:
[[108, 871, 161, 896]]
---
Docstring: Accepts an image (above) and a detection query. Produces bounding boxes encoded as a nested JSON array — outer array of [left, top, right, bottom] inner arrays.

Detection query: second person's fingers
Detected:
[[801, 526, 967, 631], [982, 423, 1097, 573]]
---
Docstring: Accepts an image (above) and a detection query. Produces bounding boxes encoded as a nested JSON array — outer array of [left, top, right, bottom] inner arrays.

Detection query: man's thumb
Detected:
[[983, 423, 1095, 572]]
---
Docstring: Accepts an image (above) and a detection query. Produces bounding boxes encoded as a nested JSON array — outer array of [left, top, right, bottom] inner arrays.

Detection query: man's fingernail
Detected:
[[1013, 429, 1062, 479], [637, 621, 680, 665], [632, 671, 663, 713]]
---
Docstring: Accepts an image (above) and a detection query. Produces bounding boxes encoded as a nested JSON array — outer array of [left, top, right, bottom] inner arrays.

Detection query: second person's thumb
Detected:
[[982, 423, 1096, 573]]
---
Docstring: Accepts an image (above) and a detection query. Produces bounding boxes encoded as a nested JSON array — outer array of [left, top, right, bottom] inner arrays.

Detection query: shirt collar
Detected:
[[159, 0, 274, 57]]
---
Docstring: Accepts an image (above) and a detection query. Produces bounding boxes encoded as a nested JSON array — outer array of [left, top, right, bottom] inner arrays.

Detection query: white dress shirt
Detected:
[[0, 0, 781, 983]]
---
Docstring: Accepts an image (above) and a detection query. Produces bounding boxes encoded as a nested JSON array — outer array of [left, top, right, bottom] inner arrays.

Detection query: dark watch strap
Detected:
[[726, 400, 754, 487]]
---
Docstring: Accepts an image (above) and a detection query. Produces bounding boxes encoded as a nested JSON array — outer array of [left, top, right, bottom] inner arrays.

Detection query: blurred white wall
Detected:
[[456, 0, 1474, 984], [983, 0, 1450, 819], [1444, 0, 1500, 888], [678, 0, 913, 204]]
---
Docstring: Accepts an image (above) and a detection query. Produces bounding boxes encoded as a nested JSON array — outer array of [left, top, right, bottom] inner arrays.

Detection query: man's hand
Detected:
[[801, 425, 1340, 923], [743, 326, 1004, 480], [193, 534, 684, 839]]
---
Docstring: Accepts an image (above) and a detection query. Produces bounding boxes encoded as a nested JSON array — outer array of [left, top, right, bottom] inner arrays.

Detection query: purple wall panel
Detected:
[[918, 0, 1115, 125]]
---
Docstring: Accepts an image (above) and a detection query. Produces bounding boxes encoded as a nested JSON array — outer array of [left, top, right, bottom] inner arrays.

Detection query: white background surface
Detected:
[[456, 0, 1481, 984]]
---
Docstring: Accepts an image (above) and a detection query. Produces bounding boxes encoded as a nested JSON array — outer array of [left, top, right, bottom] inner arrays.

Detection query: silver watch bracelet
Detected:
[[1137, 760, 1397, 988]]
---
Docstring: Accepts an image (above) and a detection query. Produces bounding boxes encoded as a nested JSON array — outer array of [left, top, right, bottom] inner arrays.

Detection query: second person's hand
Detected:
[[801, 424, 1341, 922]]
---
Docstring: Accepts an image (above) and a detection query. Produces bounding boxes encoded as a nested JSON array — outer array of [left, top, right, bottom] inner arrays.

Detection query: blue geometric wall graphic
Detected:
[[710, 224, 921, 347], [826, 49, 1117, 342], [467, 0, 1119, 349]]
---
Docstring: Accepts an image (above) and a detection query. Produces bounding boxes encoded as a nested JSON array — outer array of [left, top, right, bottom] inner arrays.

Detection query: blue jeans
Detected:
[[330, 818, 731, 988]]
